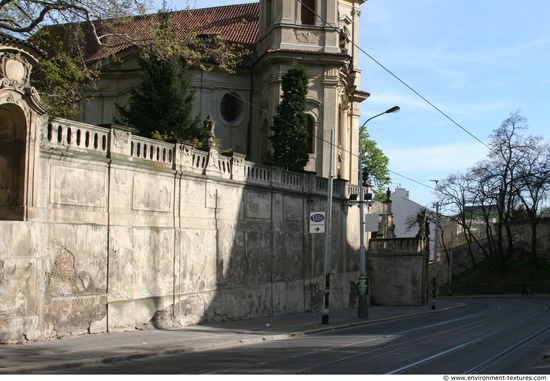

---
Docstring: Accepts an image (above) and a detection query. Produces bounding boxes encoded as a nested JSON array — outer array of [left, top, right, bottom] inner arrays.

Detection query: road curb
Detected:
[[0, 303, 466, 374]]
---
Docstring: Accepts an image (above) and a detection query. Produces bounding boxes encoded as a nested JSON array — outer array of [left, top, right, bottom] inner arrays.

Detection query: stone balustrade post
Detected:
[[108, 124, 133, 159], [174, 142, 195, 172], [231, 152, 246, 181]]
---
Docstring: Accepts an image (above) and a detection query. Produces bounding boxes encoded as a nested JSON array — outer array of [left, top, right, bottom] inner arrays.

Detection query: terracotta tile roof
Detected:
[[39, 2, 260, 64], [1, 33, 46, 58]]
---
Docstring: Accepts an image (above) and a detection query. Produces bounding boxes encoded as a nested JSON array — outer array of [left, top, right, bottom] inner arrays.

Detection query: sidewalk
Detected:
[[0, 299, 463, 374]]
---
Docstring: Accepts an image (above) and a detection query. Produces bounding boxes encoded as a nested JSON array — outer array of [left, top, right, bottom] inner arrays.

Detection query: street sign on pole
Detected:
[[310, 212, 326, 234]]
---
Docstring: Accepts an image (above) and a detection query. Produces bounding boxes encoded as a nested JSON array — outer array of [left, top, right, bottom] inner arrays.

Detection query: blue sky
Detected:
[[359, 1, 550, 207], [162, 0, 550, 207]]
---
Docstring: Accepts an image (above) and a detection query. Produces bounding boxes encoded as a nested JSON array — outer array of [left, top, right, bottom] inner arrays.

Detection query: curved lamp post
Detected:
[[358, 105, 400, 318]]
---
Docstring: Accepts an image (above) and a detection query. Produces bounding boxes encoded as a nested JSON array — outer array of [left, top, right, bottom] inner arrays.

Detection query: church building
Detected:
[[80, 0, 369, 183]]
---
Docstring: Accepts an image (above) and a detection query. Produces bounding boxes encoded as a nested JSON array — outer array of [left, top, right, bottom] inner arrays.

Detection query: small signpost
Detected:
[[309, 212, 326, 234]]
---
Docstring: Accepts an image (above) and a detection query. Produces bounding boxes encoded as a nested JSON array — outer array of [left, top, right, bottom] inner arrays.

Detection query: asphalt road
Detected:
[[45, 297, 550, 374]]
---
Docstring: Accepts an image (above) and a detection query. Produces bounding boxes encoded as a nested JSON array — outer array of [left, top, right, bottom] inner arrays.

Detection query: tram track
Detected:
[[293, 298, 550, 374], [465, 318, 550, 374], [48, 297, 550, 374], [388, 298, 550, 374], [208, 299, 506, 374]]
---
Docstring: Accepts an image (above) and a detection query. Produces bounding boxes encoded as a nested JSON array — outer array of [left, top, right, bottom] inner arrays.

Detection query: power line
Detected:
[[389, 171, 436, 190], [298, 0, 494, 154], [181, 39, 433, 189], [120, 2, 459, 190], [357, 46, 493, 153]]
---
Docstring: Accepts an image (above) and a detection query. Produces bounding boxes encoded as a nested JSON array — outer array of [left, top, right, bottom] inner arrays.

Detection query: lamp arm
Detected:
[[361, 112, 386, 129]]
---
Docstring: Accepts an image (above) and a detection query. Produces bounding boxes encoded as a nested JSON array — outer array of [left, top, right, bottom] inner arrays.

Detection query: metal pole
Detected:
[[431, 201, 440, 309], [449, 230, 453, 297], [357, 106, 400, 318], [357, 126, 368, 317], [322, 130, 334, 324]]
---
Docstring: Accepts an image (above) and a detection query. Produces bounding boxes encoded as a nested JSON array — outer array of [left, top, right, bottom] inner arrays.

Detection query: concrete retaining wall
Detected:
[[368, 238, 427, 306], [0, 116, 372, 343]]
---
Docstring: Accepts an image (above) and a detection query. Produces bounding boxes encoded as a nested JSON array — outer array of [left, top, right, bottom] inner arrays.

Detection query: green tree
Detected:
[[360, 129, 390, 200], [7, 0, 150, 119], [31, 27, 100, 118], [115, 52, 202, 142], [6, 1, 247, 119], [269, 64, 310, 172]]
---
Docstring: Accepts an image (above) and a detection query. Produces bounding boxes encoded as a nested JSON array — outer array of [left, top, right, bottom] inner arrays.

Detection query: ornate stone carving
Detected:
[[295, 30, 321, 44], [231, 153, 245, 180], [112, 128, 130, 150], [0, 52, 32, 89]]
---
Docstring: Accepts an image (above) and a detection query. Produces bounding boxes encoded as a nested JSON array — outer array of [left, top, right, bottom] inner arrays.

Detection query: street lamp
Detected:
[[358, 105, 400, 318]]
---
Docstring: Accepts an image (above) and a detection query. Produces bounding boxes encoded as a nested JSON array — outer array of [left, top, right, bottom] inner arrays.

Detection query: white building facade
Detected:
[[390, 187, 436, 258]]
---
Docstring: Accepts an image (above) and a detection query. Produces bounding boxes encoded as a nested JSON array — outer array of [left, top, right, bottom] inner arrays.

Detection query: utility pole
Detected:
[[357, 106, 400, 318], [431, 201, 440, 309], [449, 230, 453, 297]]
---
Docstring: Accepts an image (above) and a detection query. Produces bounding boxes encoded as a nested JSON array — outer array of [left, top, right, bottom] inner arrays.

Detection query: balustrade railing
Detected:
[[46, 119, 109, 153], [369, 237, 425, 253], [130, 135, 174, 167], [42, 119, 355, 199], [244, 163, 271, 184], [217, 154, 232, 177]]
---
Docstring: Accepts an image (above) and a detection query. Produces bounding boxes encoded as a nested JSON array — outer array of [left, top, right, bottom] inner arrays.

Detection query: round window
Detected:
[[220, 93, 241, 122]]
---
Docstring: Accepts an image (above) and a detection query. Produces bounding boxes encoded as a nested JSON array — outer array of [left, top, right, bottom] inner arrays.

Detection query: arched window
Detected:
[[301, 0, 315, 25]]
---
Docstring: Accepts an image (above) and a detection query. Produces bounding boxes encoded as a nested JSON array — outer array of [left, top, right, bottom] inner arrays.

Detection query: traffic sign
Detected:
[[310, 212, 326, 233]]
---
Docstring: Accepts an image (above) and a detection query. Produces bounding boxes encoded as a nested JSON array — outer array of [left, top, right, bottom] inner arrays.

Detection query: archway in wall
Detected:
[[0, 103, 27, 220]]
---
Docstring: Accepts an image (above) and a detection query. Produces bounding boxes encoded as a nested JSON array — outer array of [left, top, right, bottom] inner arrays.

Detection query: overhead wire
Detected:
[[293, 0, 499, 189], [185, 66, 436, 192], [297, 0, 493, 153], [183, 42, 432, 190], [139, 1, 491, 192]]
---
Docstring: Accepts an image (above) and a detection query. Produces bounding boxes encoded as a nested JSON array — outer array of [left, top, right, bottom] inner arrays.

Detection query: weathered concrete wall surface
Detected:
[[0, 39, 392, 344], [367, 238, 427, 306], [0, 220, 109, 342], [0, 111, 372, 343]]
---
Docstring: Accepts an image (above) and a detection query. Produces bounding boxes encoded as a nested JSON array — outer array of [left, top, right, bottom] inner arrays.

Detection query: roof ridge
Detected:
[[166, 2, 259, 13]]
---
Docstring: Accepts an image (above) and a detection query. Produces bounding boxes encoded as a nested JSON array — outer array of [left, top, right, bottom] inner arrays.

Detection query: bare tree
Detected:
[[515, 141, 550, 261], [434, 111, 548, 278], [0, 0, 150, 40], [436, 172, 482, 266], [468, 163, 500, 259], [486, 111, 541, 274]]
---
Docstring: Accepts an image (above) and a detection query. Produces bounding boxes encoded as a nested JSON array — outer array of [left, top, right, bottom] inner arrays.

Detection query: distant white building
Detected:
[[390, 187, 436, 259]]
